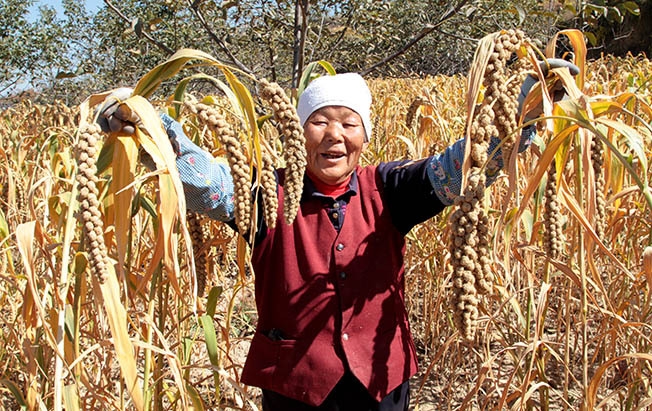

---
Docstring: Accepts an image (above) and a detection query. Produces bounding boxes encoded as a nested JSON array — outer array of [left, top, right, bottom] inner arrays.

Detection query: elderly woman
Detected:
[[100, 61, 576, 411]]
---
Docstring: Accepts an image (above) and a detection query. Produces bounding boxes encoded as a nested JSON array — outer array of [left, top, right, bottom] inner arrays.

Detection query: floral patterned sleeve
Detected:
[[426, 125, 536, 206], [160, 114, 235, 221]]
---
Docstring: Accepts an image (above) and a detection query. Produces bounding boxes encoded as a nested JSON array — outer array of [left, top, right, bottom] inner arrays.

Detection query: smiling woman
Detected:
[[303, 106, 368, 186], [95, 69, 550, 411], [297, 72, 373, 187]]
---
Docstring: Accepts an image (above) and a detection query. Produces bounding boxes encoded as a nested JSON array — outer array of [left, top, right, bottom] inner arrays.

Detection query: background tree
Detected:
[[554, 0, 651, 57], [1, 0, 648, 105], [0, 0, 63, 96]]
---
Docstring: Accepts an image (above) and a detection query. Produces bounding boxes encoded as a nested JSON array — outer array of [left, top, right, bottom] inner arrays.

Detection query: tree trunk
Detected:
[[292, 0, 309, 89]]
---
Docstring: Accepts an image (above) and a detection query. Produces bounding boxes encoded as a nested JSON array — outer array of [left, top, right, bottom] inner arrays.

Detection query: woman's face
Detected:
[[303, 106, 368, 185]]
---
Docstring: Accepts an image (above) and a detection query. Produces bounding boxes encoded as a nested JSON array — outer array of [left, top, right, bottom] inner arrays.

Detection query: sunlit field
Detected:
[[1, 33, 651, 410]]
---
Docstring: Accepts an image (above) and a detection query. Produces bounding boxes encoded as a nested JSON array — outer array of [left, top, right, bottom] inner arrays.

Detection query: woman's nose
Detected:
[[324, 122, 344, 142]]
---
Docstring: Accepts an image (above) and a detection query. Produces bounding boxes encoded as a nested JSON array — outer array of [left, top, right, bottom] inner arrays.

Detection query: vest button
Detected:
[[336, 243, 344, 251], [332, 212, 338, 219], [342, 333, 349, 341], [333, 202, 340, 209], [339, 272, 346, 279]]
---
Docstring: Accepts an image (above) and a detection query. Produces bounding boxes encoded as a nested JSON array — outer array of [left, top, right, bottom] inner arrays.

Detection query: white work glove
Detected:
[[96, 87, 173, 170], [96, 87, 141, 134], [517, 58, 580, 123]]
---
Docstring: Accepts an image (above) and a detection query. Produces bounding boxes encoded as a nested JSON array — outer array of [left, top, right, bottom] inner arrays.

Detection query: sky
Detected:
[[28, 0, 104, 20]]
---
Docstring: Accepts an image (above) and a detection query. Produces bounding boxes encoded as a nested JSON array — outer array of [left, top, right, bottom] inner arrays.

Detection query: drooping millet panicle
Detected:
[[14, 179, 26, 221], [543, 165, 563, 260], [643, 246, 652, 287], [75, 123, 110, 283], [200, 127, 218, 155], [485, 31, 525, 165], [258, 79, 307, 225], [450, 29, 526, 341], [184, 98, 252, 236], [259, 151, 279, 230], [373, 113, 385, 150], [591, 137, 607, 238], [0, 177, 7, 217], [495, 74, 523, 165], [187, 211, 209, 296], [406, 97, 427, 129]]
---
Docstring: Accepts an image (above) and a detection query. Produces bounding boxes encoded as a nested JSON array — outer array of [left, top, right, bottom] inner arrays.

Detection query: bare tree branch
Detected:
[[103, 0, 174, 55], [308, 14, 326, 63], [325, 1, 359, 56], [0, 77, 20, 98], [360, 0, 471, 76], [433, 27, 478, 43], [267, 45, 278, 83], [187, 0, 252, 75]]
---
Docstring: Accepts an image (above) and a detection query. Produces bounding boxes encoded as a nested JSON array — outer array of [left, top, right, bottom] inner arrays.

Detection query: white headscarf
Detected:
[[297, 73, 372, 142]]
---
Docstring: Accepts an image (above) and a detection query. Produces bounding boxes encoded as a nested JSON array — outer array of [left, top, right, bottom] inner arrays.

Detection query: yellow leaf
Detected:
[[125, 97, 195, 302], [111, 136, 139, 280], [133, 48, 237, 98], [92, 263, 145, 410], [586, 353, 652, 409], [546, 29, 587, 90], [514, 116, 577, 230], [595, 117, 648, 177], [558, 177, 634, 280]]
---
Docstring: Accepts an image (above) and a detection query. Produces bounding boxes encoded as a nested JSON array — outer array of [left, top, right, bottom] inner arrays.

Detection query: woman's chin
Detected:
[[312, 170, 346, 185]]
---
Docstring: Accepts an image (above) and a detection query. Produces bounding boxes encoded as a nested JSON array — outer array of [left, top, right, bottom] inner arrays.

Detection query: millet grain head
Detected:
[[543, 165, 564, 260], [184, 98, 252, 236], [258, 79, 307, 225], [260, 151, 279, 230], [591, 138, 607, 238], [643, 246, 652, 279], [187, 211, 210, 296], [0, 177, 8, 217], [405, 96, 427, 130], [75, 123, 110, 283], [449, 29, 527, 341]]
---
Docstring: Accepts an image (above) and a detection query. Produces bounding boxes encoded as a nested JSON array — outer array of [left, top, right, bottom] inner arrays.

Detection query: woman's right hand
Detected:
[[96, 87, 141, 134]]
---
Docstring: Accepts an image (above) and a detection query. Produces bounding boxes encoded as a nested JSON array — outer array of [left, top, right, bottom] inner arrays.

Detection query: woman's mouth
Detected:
[[321, 152, 345, 160]]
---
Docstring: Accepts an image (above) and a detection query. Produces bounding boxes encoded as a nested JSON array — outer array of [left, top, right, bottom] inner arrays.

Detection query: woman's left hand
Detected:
[[517, 58, 580, 123]]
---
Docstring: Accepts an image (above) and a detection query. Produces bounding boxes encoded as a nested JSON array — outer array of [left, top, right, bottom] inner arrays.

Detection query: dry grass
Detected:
[[0, 45, 651, 411]]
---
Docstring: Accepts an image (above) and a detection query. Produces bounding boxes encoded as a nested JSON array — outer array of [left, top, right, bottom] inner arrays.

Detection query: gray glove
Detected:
[[517, 58, 580, 122], [96, 87, 141, 134], [96, 87, 161, 170]]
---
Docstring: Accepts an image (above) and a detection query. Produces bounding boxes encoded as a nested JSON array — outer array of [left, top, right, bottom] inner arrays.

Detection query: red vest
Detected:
[[241, 165, 418, 406]]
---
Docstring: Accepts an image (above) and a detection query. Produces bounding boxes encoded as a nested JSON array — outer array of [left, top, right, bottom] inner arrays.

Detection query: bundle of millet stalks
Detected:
[[449, 29, 528, 341]]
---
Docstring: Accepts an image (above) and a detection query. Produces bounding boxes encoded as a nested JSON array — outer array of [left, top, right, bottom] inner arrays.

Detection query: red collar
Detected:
[[306, 171, 352, 198]]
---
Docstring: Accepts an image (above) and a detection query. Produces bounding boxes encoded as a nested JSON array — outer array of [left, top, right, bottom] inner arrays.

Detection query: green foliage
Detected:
[[556, 0, 650, 55], [0, 0, 59, 94], [1, 0, 648, 105]]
